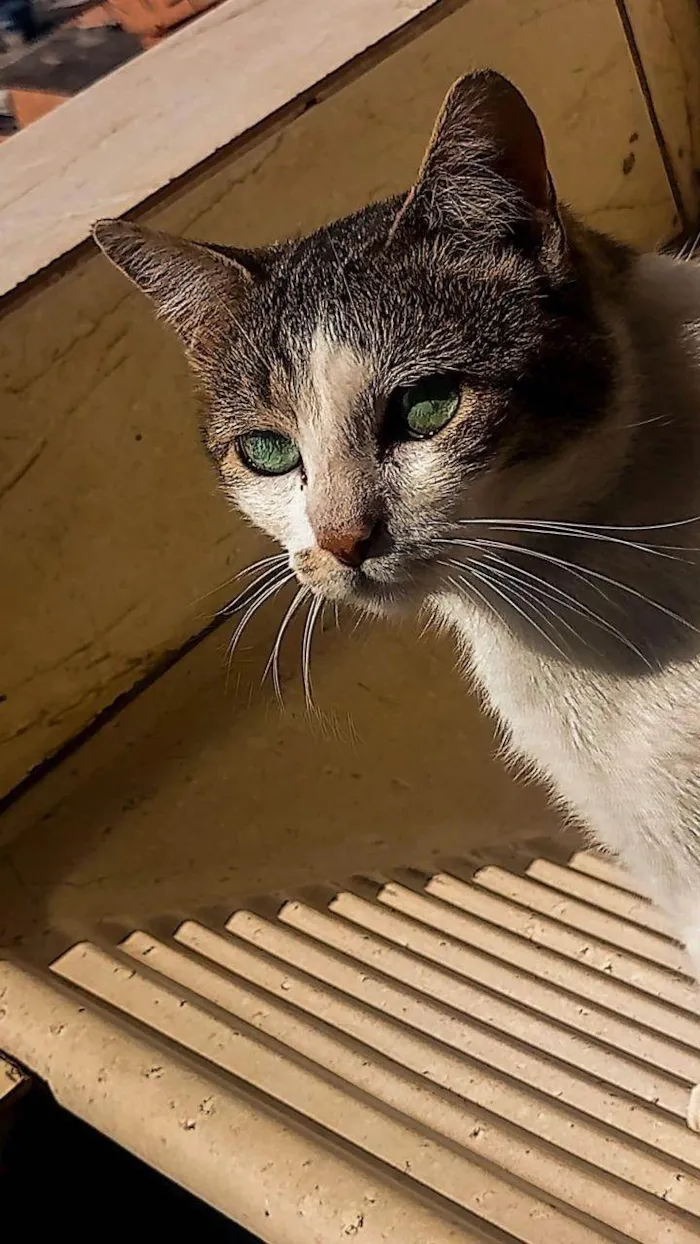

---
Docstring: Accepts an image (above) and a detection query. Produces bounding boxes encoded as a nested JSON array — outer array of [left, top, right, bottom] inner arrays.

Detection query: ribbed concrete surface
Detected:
[[2, 844, 700, 1241]]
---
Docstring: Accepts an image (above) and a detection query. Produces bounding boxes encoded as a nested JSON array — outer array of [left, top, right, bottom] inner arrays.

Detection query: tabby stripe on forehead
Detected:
[[302, 330, 372, 444]]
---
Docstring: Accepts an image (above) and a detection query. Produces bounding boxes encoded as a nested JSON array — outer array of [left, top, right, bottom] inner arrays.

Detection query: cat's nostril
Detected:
[[317, 521, 378, 568]]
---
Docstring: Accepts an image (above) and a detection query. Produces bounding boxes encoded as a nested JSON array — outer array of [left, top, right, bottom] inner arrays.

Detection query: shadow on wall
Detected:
[[0, 603, 561, 964]]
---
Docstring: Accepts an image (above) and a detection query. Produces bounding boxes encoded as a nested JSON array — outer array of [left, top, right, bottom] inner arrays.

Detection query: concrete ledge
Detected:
[[1, 0, 699, 797], [0, 0, 457, 299]]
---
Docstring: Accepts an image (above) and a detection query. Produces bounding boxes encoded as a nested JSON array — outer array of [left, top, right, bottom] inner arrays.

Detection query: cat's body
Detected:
[[449, 249, 700, 939], [459, 592, 700, 925], [92, 71, 700, 1126]]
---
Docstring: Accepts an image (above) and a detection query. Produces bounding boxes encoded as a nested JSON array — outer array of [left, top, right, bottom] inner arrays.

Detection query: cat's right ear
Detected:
[[92, 220, 257, 357], [391, 71, 562, 249]]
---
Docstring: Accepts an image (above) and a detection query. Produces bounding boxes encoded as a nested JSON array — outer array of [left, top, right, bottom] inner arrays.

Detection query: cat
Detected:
[[93, 70, 700, 1128]]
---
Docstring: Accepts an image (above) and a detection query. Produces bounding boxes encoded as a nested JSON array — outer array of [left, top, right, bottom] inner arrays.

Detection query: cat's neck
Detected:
[[587, 250, 700, 526], [442, 251, 700, 673]]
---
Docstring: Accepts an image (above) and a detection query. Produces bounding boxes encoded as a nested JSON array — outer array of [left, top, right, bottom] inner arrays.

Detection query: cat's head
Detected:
[[93, 71, 631, 619]]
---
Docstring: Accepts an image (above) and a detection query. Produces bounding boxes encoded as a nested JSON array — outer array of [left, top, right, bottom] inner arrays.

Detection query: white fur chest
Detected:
[[452, 602, 635, 835]]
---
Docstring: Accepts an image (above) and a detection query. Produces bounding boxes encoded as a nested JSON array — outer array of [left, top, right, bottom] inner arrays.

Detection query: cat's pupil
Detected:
[[238, 430, 301, 476], [400, 375, 461, 438]]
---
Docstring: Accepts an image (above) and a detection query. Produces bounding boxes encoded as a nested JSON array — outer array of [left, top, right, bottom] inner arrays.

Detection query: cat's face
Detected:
[[93, 72, 629, 621]]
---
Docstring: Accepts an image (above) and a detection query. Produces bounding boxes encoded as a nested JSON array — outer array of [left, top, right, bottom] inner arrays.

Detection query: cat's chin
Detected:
[[294, 553, 439, 618], [315, 576, 424, 621]]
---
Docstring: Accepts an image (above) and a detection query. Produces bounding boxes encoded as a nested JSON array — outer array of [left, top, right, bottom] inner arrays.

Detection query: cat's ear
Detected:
[[92, 220, 257, 354], [394, 71, 560, 244]]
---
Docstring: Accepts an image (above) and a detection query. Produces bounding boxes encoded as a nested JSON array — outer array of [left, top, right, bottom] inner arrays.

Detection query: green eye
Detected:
[[238, 430, 301, 476], [399, 374, 461, 438]]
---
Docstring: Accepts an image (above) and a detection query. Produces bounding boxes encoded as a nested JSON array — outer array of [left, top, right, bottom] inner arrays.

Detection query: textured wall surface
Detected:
[[0, 0, 698, 797]]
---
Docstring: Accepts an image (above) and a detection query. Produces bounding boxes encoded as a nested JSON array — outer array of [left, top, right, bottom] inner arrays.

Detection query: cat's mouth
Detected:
[[291, 549, 440, 617]]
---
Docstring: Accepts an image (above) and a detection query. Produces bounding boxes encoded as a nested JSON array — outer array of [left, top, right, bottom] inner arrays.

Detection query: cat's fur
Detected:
[[93, 71, 700, 1125]]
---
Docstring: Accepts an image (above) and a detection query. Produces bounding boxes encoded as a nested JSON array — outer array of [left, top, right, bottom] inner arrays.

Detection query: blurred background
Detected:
[[0, 0, 220, 139]]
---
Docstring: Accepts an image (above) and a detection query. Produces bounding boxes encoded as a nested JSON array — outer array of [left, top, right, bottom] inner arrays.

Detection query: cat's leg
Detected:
[[607, 839, 700, 1131], [613, 851, 700, 1131], [688, 1087, 700, 1132], [678, 925, 700, 1131]]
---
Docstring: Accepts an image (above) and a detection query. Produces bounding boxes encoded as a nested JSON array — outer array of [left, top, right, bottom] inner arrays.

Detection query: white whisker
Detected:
[[615, 413, 673, 432], [441, 567, 504, 631], [301, 594, 324, 709], [443, 536, 614, 607], [456, 514, 700, 538], [225, 569, 295, 684], [236, 553, 288, 579], [219, 562, 289, 619], [467, 563, 570, 660], [455, 518, 688, 559], [441, 536, 698, 634], [469, 556, 582, 651], [193, 553, 287, 609], [264, 586, 309, 701], [441, 555, 569, 659], [477, 548, 652, 667]]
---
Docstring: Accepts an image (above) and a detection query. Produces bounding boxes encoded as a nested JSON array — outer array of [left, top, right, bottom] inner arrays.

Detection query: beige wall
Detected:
[[1, 0, 699, 797]]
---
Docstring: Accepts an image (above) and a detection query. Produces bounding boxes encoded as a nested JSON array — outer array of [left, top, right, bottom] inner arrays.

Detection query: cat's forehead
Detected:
[[257, 204, 532, 364], [297, 328, 372, 440], [263, 203, 405, 349], [246, 215, 395, 408], [304, 329, 369, 404], [227, 199, 545, 429]]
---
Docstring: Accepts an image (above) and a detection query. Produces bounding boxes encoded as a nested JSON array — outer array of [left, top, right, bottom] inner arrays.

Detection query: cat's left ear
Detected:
[[393, 71, 563, 248], [92, 219, 259, 357]]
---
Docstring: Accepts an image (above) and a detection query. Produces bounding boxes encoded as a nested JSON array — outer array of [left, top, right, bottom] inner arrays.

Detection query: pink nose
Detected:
[[317, 521, 377, 568]]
